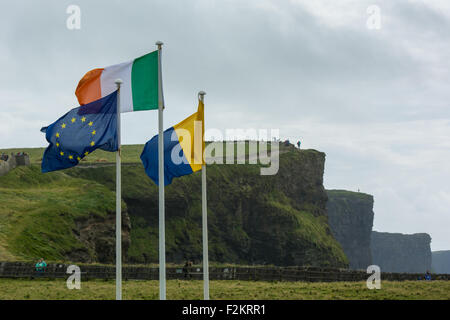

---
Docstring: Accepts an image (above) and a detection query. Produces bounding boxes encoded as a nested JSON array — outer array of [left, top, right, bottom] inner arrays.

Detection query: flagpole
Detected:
[[156, 41, 166, 300], [115, 79, 123, 301], [199, 91, 209, 300]]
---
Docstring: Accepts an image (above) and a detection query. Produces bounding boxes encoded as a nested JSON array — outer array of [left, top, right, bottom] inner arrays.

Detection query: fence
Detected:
[[1, 262, 449, 282]]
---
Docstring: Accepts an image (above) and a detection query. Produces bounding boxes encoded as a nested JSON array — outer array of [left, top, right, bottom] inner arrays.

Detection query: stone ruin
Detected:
[[0, 152, 31, 176]]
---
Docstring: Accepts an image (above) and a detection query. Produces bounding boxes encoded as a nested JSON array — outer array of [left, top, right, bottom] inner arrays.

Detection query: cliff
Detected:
[[432, 251, 450, 274], [0, 144, 347, 267], [67, 147, 348, 267], [326, 190, 374, 270], [371, 231, 432, 273]]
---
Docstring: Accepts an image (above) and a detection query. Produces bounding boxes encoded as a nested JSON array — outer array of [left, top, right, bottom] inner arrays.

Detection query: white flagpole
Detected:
[[155, 41, 166, 300], [199, 91, 209, 300], [115, 78, 123, 300]]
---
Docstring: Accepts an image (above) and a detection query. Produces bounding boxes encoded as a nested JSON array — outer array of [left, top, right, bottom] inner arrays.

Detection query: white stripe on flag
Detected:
[[101, 61, 133, 113]]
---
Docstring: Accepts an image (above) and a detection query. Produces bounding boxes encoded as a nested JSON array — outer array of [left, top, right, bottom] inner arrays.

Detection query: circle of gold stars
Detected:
[[55, 115, 96, 162]]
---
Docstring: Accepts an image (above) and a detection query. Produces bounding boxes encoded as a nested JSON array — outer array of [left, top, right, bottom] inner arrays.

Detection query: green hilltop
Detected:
[[0, 144, 348, 268], [327, 189, 374, 202]]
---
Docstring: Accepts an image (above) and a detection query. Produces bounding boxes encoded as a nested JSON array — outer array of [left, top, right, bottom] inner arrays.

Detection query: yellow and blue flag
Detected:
[[41, 91, 119, 173], [140, 100, 204, 186]]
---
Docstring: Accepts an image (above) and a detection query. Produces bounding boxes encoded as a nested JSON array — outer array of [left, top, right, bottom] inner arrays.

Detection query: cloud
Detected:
[[0, 0, 449, 250]]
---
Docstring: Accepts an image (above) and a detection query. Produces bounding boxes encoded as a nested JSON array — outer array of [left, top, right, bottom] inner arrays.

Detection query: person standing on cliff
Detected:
[[297, 140, 301, 149]]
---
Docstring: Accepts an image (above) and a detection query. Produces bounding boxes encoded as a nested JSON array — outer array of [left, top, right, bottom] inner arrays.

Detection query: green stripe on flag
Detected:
[[131, 51, 159, 111]]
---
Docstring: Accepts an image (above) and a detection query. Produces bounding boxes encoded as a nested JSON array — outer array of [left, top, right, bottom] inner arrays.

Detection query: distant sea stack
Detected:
[[326, 190, 374, 270], [371, 231, 432, 273], [432, 251, 450, 274]]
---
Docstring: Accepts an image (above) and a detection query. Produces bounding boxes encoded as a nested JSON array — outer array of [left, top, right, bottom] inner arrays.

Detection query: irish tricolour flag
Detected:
[[75, 51, 159, 113]]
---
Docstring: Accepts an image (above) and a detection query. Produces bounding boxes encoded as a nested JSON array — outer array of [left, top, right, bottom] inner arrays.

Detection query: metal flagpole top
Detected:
[[198, 91, 206, 101], [155, 41, 164, 48], [115, 78, 123, 85]]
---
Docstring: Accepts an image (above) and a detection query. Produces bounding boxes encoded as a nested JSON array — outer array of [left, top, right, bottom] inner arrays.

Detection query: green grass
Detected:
[[266, 193, 348, 266], [0, 165, 118, 261], [0, 279, 448, 300]]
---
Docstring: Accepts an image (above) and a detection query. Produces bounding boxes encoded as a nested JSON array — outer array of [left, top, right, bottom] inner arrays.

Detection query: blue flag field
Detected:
[[41, 91, 119, 173]]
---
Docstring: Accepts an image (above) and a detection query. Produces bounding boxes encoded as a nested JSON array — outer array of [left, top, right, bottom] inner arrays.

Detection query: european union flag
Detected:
[[41, 91, 118, 173]]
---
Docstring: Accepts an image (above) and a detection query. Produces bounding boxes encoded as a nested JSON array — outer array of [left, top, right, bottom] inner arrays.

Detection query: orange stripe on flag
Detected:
[[75, 68, 104, 105]]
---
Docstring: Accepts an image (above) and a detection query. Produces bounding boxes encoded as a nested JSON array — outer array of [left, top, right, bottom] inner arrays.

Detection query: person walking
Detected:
[[183, 261, 192, 279], [35, 258, 47, 277]]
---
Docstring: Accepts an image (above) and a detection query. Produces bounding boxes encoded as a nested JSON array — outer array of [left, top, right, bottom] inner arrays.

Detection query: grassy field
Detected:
[[0, 279, 449, 300], [0, 165, 118, 261]]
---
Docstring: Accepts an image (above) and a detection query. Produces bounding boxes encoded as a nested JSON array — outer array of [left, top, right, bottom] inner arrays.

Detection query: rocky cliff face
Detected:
[[69, 148, 348, 267], [432, 251, 450, 274], [70, 209, 131, 263], [326, 190, 374, 270], [371, 231, 432, 273], [1, 146, 347, 267]]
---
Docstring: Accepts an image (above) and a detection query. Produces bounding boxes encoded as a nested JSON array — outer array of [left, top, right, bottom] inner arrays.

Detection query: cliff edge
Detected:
[[326, 190, 374, 270]]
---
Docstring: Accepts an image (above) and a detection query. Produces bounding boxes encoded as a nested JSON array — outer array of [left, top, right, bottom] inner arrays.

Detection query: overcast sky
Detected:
[[1, 0, 449, 251]]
